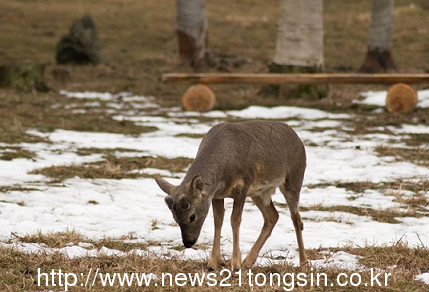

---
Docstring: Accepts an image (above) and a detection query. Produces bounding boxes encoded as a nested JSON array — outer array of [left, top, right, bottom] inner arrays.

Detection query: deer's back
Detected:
[[187, 121, 306, 197]]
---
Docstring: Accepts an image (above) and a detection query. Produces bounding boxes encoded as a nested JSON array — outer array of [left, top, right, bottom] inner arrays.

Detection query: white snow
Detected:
[[1, 90, 428, 279], [416, 273, 429, 285], [358, 88, 429, 108]]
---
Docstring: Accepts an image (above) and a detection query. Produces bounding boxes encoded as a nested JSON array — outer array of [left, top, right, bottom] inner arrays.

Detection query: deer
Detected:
[[154, 120, 308, 270]]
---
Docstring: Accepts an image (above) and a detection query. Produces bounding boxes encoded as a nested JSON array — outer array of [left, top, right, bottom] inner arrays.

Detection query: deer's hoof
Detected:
[[242, 257, 255, 268]]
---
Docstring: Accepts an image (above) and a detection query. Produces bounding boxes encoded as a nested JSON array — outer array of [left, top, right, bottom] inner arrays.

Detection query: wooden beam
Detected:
[[162, 73, 429, 85]]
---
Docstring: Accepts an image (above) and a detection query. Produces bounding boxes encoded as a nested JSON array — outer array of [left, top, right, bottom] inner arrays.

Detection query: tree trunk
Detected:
[[359, 0, 397, 73], [267, 0, 326, 98], [176, 0, 213, 69], [273, 0, 324, 68]]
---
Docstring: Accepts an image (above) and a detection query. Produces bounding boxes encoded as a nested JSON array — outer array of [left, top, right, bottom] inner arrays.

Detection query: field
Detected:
[[1, 0, 429, 291]]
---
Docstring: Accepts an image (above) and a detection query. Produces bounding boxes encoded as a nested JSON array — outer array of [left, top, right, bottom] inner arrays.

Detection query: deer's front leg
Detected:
[[230, 189, 246, 271], [208, 198, 225, 271]]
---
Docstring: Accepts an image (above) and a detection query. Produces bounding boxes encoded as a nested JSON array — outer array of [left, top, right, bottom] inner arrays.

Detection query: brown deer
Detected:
[[154, 120, 308, 270]]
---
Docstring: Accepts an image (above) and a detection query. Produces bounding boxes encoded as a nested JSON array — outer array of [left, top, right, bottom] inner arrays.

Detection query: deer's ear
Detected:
[[165, 196, 175, 210], [155, 175, 175, 195], [191, 175, 204, 199]]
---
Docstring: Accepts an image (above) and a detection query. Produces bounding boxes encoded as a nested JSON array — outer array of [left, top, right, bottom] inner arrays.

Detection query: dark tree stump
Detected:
[[359, 47, 397, 73], [0, 63, 49, 92], [177, 30, 216, 69], [56, 15, 106, 65]]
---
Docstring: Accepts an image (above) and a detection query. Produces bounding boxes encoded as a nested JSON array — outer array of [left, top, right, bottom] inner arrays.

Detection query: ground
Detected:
[[0, 0, 429, 291]]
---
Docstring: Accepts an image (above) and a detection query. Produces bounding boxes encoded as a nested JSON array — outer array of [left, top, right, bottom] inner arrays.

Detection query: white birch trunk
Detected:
[[273, 0, 324, 68], [368, 0, 394, 51]]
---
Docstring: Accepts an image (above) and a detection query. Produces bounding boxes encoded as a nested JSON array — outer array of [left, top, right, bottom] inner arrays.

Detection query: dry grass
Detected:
[[30, 155, 193, 182], [309, 178, 428, 199], [302, 205, 422, 224], [404, 133, 429, 146], [305, 178, 429, 223], [375, 145, 429, 167], [0, 146, 36, 161], [1, 233, 428, 291]]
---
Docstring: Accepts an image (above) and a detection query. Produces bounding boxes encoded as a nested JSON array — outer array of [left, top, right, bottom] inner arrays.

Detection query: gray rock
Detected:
[[56, 15, 106, 65]]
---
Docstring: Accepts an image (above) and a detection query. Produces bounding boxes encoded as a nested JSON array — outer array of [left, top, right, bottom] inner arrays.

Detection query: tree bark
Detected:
[[176, 0, 213, 69], [267, 0, 326, 98], [359, 0, 397, 73], [273, 0, 324, 68]]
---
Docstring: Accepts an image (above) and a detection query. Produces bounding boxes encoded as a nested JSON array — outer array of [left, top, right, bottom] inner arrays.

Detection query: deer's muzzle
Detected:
[[183, 239, 196, 248]]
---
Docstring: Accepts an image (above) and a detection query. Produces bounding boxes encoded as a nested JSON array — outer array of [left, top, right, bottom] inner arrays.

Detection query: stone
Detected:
[[56, 15, 106, 65]]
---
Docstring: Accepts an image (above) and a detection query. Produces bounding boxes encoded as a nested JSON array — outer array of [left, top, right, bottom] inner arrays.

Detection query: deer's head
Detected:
[[154, 175, 210, 248]]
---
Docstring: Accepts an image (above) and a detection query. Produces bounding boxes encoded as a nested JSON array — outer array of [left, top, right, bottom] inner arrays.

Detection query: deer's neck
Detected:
[[184, 159, 225, 199]]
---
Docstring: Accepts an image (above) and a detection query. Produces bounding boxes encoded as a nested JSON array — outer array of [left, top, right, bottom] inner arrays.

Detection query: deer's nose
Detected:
[[183, 239, 196, 248]]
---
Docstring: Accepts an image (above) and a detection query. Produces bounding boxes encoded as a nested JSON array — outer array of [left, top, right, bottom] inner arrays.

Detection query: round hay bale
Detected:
[[182, 84, 216, 112], [385, 83, 417, 114]]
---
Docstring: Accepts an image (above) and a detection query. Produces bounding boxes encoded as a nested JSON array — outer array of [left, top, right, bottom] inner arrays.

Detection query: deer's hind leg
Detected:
[[207, 198, 225, 270], [279, 172, 308, 266], [242, 193, 279, 267]]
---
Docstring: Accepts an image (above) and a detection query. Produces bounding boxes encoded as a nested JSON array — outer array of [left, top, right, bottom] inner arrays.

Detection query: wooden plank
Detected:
[[162, 73, 429, 85]]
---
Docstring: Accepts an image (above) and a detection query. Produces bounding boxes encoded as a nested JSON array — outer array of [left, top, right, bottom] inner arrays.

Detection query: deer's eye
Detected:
[[190, 214, 196, 223]]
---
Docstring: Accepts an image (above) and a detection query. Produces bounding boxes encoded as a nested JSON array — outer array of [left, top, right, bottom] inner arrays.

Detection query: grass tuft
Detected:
[[30, 156, 193, 182]]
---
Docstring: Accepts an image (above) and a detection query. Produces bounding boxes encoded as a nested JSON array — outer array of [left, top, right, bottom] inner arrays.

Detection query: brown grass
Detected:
[[30, 155, 193, 182], [1, 235, 428, 291], [301, 205, 422, 224], [305, 178, 429, 222], [375, 145, 429, 167], [0, 146, 36, 161]]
